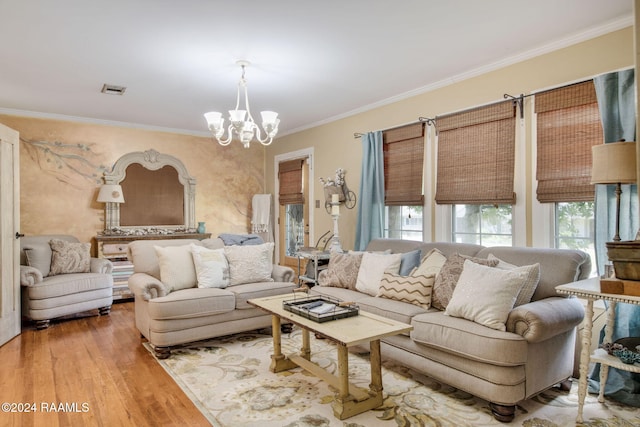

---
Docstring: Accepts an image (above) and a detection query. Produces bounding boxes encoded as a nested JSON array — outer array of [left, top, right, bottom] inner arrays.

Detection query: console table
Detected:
[[95, 232, 211, 300], [556, 277, 640, 423]]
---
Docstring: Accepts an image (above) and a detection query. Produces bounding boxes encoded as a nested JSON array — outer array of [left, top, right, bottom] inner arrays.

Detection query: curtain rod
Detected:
[[353, 117, 434, 139]]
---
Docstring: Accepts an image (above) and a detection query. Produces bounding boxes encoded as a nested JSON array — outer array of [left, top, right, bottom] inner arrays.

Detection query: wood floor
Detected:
[[0, 302, 211, 427]]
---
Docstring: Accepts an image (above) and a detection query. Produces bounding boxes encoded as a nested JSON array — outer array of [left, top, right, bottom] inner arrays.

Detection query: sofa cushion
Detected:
[[229, 281, 298, 309], [190, 244, 229, 288], [23, 242, 54, 276], [432, 253, 498, 310], [355, 252, 402, 296], [399, 249, 422, 275], [488, 254, 540, 306], [155, 245, 197, 291], [411, 311, 528, 366], [413, 248, 447, 277], [224, 242, 275, 286], [128, 239, 202, 279], [358, 295, 431, 327], [24, 273, 113, 300], [318, 252, 362, 289], [49, 239, 91, 275], [444, 260, 530, 331], [377, 271, 434, 308], [147, 287, 236, 320]]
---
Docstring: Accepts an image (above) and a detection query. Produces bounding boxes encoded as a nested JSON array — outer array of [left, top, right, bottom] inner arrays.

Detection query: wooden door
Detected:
[[0, 123, 20, 347], [278, 158, 310, 277]]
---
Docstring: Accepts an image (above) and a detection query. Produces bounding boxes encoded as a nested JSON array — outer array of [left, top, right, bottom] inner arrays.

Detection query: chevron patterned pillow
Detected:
[[377, 272, 434, 308]]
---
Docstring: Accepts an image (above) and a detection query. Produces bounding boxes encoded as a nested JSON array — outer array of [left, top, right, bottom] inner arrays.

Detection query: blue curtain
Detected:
[[589, 69, 640, 407], [354, 131, 385, 250]]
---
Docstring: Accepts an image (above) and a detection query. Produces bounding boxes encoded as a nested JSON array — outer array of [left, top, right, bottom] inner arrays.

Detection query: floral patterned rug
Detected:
[[144, 328, 639, 427]]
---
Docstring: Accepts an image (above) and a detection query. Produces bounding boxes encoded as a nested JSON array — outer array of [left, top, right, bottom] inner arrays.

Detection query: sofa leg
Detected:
[[558, 378, 572, 391], [98, 306, 111, 316], [489, 403, 515, 422], [154, 346, 171, 359], [35, 320, 50, 330], [280, 323, 293, 334]]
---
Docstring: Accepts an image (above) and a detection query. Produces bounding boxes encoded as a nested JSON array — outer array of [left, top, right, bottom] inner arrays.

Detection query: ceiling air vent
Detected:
[[101, 84, 127, 95]]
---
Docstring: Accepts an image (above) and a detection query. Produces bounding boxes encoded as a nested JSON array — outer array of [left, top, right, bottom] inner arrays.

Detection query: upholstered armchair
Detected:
[[20, 235, 114, 329]]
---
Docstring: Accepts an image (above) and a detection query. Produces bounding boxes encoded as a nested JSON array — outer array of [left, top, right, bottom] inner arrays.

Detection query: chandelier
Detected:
[[204, 60, 279, 148]]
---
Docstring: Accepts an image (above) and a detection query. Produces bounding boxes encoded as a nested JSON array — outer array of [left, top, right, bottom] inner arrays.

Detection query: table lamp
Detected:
[[591, 141, 637, 241], [97, 184, 125, 232]]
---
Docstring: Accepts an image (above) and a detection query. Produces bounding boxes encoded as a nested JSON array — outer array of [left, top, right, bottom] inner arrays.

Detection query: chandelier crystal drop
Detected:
[[204, 60, 279, 148]]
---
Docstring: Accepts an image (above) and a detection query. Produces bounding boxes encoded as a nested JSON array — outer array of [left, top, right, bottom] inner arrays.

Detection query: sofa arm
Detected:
[[272, 264, 295, 283], [90, 258, 113, 274], [128, 273, 169, 301], [506, 297, 585, 343], [20, 265, 43, 286]]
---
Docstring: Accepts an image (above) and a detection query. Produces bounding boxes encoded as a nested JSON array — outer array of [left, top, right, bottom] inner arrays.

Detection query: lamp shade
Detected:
[[97, 184, 125, 203], [591, 141, 637, 184]]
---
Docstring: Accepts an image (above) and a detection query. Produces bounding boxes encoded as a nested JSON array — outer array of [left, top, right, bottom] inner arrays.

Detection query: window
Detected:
[[385, 205, 423, 240], [534, 80, 601, 275], [452, 204, 513, 246], [382, 123, 425, 241]]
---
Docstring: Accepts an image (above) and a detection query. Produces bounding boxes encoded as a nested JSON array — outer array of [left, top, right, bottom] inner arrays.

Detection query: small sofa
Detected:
[[20, 235, 114, 329], [127, 238, 297, 358], [310, 239, 590, 422]]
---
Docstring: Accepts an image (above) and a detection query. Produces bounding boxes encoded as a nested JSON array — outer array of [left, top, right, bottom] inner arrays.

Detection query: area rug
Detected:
[[145, 328, 639, 427]]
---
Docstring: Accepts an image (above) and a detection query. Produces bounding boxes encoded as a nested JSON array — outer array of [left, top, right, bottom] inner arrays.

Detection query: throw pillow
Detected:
[[190, 244, 229, 288], [317, 252, 363, 289], [488, 254, 541, 306], [224, 242, 275, 286], [432, 253, 499, 310], [154, 245, 198, 291], [48, 239, 91, 275], [413, 248, 447, 277], [399, 249, 422, 276], [377, 271, 434, 308], [445, 259, 529, 331], [355, 252, 402, 296]]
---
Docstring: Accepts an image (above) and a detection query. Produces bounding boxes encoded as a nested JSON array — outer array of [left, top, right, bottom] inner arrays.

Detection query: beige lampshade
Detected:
[[97, 184, 125, 203], [591, 141, 637, 184]]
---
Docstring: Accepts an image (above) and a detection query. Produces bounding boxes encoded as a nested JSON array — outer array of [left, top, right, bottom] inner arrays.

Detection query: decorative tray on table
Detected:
[[283, 295, 359, 323]]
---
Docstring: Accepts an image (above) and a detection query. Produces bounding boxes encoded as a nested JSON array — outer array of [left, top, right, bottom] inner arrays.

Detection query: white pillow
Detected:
[[224, 242, 275, 286], [154, 245, 197, 291], [488, 254, 541, 307], [413, 248, 447, 277], [190, 244, 229, 288], [444, 259, 528, 331], [355, 252, 402, 296]]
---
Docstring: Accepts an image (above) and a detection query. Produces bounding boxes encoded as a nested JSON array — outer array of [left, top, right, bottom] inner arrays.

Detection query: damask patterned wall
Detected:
[[0, 115, 265, 249]]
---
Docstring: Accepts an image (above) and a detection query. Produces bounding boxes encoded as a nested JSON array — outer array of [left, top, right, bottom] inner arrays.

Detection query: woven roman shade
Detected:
[[435, 100, 516, 205], [535, 80, 603, 202], [383, 123, 425, 206], [278, 159, 304, 205]]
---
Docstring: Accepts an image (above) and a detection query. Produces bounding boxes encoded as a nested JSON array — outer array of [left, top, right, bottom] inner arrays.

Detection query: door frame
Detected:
[[0, 123, 21, 347], [274, 147, 314, 264]]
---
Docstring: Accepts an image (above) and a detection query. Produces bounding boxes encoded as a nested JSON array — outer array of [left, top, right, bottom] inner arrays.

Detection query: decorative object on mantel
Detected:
[[99, 226, 195, 236], [197, 222, 206, 234], [204, 60, 279, 148], [97, 184, 125, 233], [320, 168, 356, 213]]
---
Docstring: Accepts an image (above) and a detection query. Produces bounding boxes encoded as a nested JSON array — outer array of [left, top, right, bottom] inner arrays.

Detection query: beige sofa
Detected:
[[127, 238, 297, 358], [20, 235, 114, 329], [310, 239, 590, 422]]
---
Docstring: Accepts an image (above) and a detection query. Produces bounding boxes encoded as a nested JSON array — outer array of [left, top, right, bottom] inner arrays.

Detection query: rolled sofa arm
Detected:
[[272, 264, 295, 283], [506, 296, 585, 343], [90, 257, 113, 274], [20, 265, 43, 286], [128, 272, 169, 301]]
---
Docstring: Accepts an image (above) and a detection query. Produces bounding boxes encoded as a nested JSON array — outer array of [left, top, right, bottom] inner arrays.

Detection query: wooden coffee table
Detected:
[[248, 294, 412, 420]]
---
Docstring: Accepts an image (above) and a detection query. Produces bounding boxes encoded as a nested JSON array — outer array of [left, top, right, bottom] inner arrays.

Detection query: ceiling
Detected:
[[0, 0, 633, 138]]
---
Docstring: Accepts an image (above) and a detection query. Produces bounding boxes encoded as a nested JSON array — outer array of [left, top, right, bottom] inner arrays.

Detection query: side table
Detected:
[[556, 277, 640, 423], [296, 249, 330, 287]]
